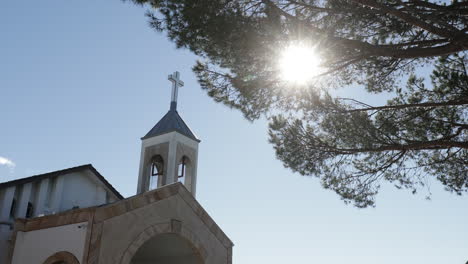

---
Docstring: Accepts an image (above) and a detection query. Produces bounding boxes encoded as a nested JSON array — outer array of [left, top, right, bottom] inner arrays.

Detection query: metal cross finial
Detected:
[[168, 71, 184, 110]]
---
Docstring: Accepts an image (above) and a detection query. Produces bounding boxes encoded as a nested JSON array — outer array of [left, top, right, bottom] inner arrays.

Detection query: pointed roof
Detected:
[[142, 109, 200, 142]]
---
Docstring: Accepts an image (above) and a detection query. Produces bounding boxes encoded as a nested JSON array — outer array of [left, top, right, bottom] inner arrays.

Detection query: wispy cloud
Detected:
[[0, 156, 15, 169]]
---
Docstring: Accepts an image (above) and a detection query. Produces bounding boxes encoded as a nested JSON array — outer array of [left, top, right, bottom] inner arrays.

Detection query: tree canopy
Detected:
[[131, 0, 468, 207]]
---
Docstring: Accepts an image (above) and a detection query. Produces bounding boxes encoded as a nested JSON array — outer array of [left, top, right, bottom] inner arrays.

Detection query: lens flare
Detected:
[[279, 44, 322, 84]]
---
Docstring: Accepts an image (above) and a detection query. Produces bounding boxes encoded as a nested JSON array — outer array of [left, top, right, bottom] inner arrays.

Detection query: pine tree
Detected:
[[131, 0, 468, 207]]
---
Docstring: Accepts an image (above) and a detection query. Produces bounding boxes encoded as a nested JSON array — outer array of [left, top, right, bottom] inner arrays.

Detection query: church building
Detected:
[[0, 72, 234, 264]]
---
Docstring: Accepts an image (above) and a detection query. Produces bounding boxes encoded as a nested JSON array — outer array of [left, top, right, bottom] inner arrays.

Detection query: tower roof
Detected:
[[142, 109, 200, 142]]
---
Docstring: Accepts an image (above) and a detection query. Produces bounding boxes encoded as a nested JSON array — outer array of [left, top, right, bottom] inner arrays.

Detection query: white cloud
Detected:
[[0, 156, 15, 168]]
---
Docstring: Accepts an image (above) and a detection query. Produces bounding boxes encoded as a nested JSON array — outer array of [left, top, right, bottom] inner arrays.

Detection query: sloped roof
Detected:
[[142, 109, 200, 142], [0, 164, 123, 200]]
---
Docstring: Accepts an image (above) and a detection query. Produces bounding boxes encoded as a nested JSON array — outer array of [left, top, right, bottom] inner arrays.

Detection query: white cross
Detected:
[[168, 71, 184, 104]]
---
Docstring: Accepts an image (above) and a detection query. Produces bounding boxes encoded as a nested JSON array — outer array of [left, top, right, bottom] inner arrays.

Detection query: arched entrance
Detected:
[[42, 251, 80, 264], [130, 233, 204, 264]]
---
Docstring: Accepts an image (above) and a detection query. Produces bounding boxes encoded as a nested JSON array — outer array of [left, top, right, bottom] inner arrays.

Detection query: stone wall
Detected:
[[89, 183, 233, 264], [8, 183, 233, 264]]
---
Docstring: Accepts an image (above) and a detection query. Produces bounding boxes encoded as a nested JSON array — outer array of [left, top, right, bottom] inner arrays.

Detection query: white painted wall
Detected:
[[35, 179, 50, 216], [60, 171, 109, 211], [0, 167, 122, 262], [11, 221, 88, 264], [0, 225, 13, 264], [16, 183, 32, 219], [0, 170, 118, 220], [0, 187, 17, 264], [49, 176, 65, 214], [0, 187, 15, 222]]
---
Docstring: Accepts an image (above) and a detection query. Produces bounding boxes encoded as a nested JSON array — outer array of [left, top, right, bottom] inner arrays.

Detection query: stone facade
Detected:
[[9, 183, 233, 264]]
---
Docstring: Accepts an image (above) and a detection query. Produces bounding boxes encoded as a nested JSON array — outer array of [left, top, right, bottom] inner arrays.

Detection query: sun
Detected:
[[279, 44, 322, 84]]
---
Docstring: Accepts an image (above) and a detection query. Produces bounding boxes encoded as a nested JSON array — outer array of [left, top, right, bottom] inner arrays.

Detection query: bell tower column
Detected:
[[137, 71, 201, 196], [165, 140, 178, 185]]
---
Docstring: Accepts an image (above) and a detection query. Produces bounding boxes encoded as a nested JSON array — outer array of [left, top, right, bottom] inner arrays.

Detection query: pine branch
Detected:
[[265, 0, 468, 60], [338, 98, 468, 113], [350, 0, 461, 38], [318, 140, 468, 153]]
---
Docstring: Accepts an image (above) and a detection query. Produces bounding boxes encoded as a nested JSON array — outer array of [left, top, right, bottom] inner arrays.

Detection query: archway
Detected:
[[42, 251, 80, 264], [130, 233, 204, 264]]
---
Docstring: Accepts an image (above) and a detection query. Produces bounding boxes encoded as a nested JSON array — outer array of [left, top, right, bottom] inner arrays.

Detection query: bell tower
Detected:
[[137, 71, 200, 196]]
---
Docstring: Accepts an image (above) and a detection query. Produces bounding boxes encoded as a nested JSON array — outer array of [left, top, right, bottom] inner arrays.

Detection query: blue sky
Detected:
[[0, 1, 466, 263]]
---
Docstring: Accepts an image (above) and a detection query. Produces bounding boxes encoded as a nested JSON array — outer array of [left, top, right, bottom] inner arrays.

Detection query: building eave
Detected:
[[0, 164, 124, 200]]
